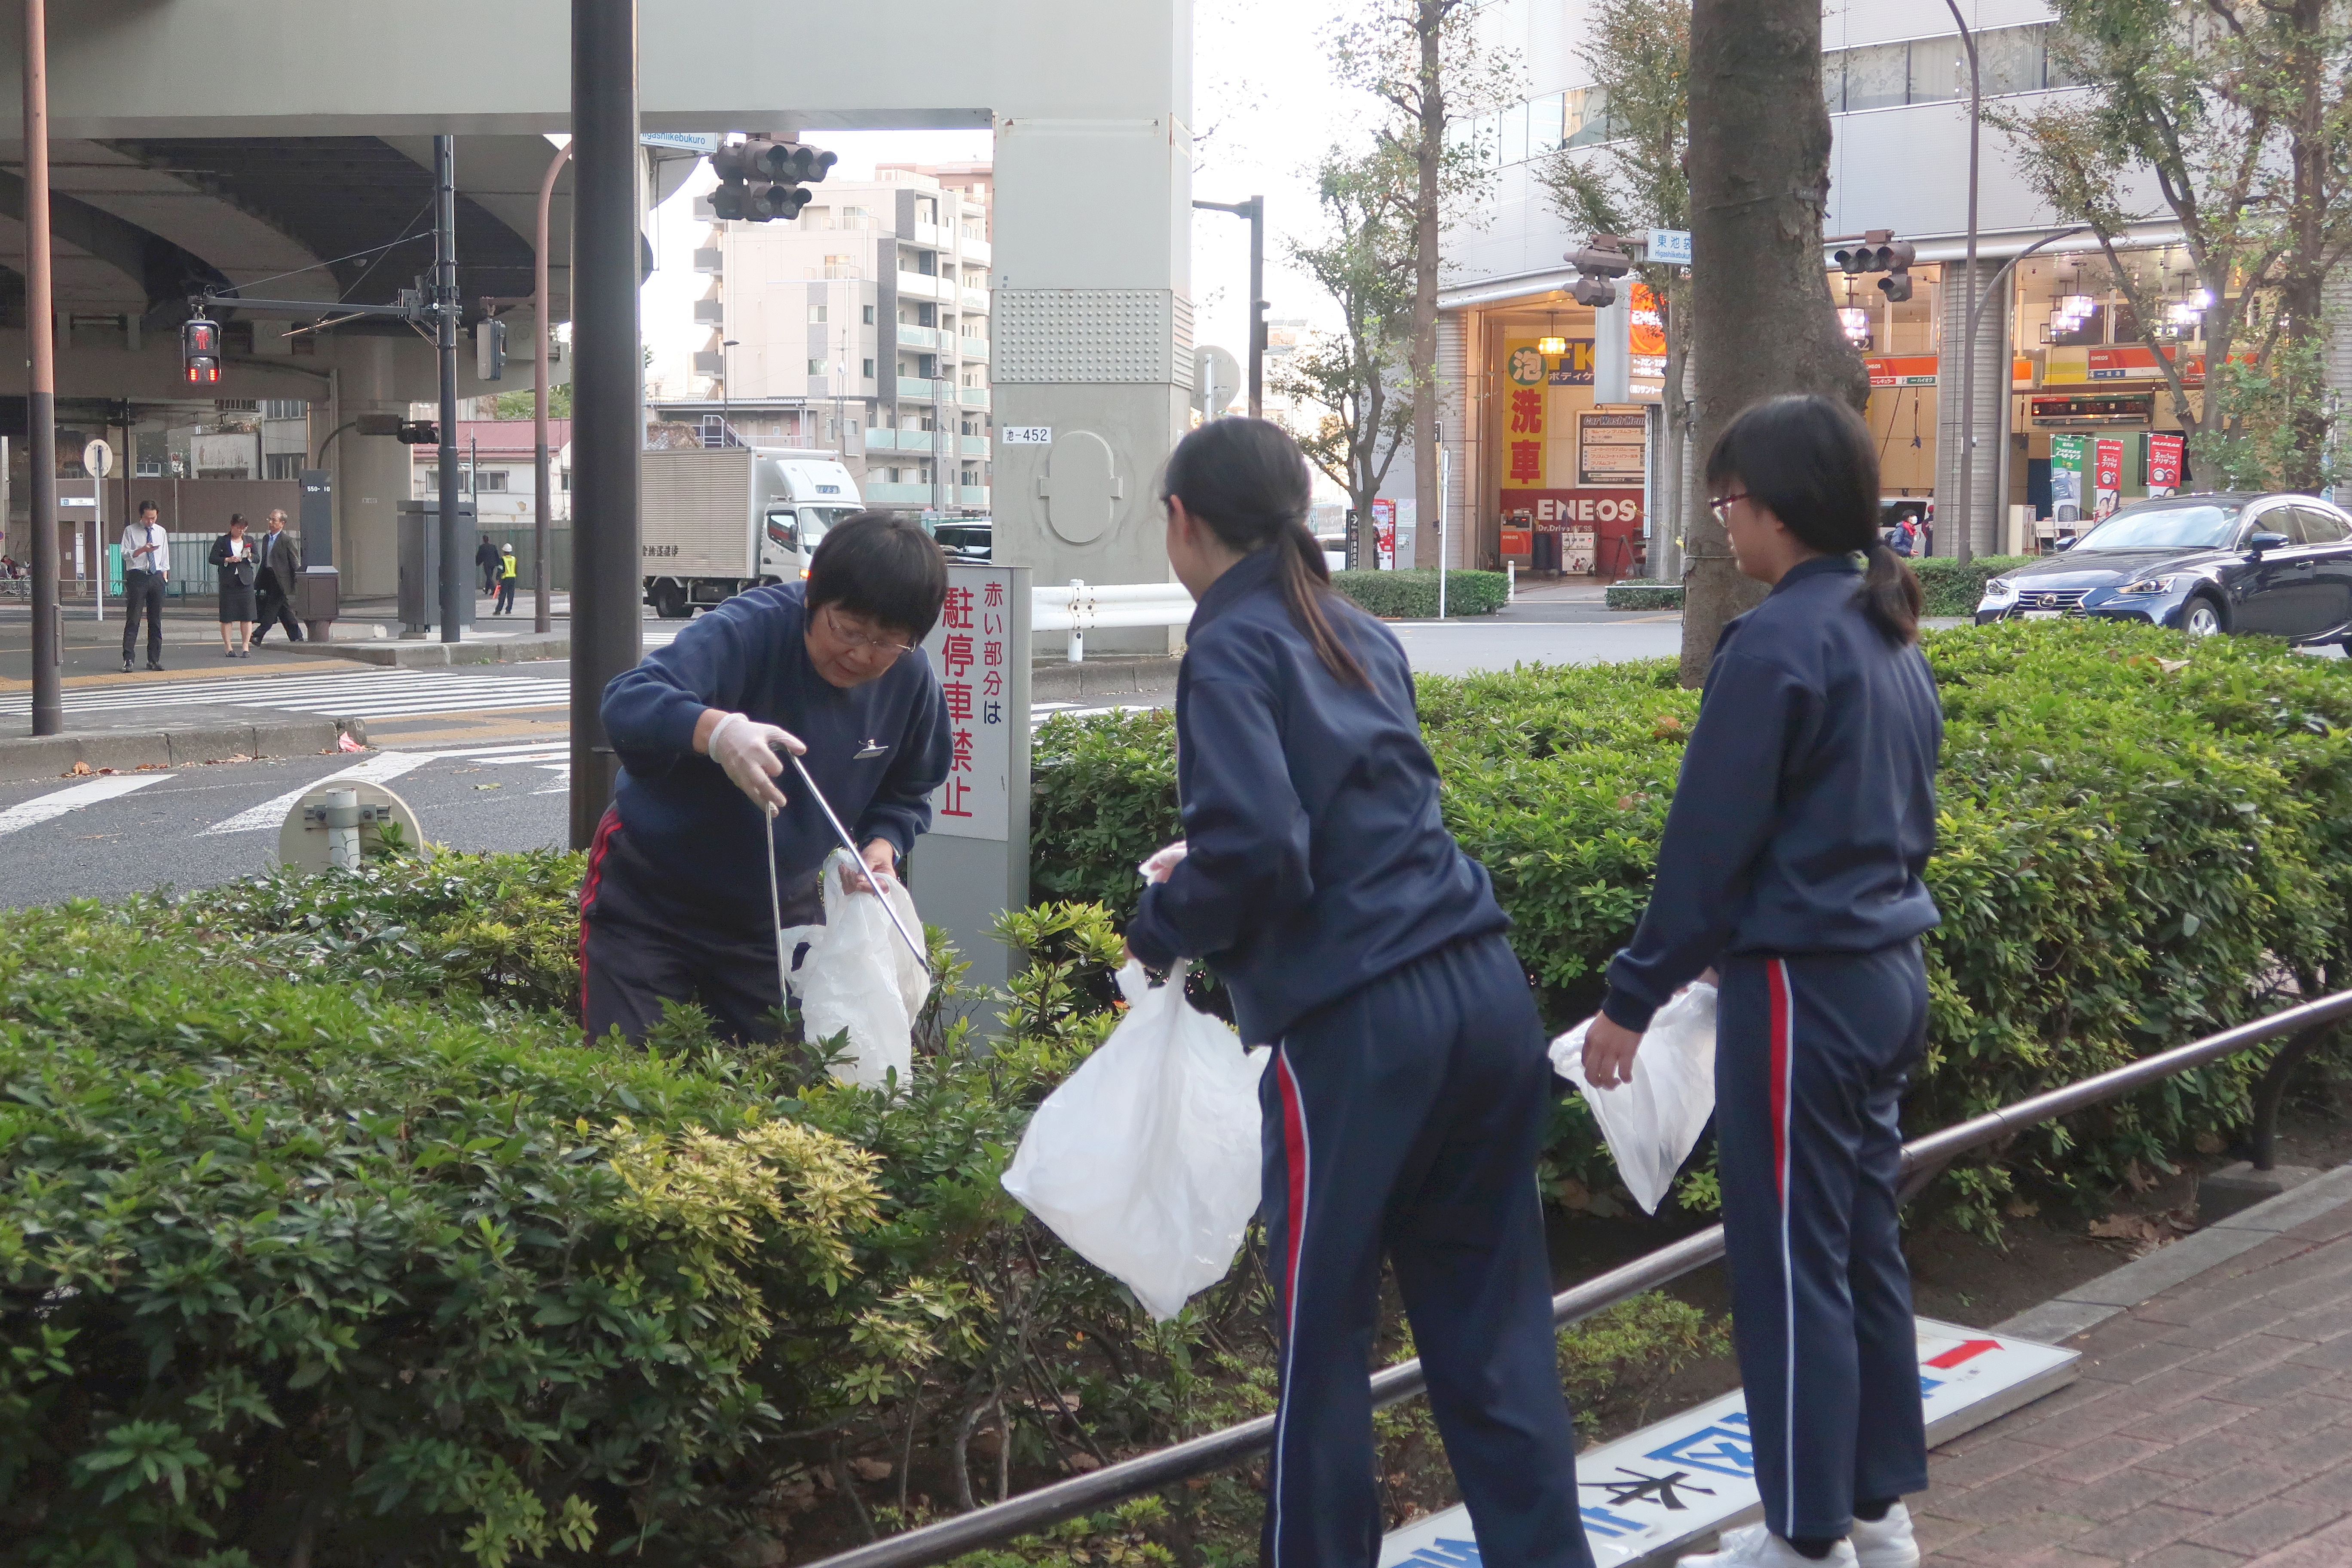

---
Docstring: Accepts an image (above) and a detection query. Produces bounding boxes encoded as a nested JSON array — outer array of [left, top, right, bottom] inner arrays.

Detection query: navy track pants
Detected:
[[1259, 933, 1593, 1568], [1715, 943, 1930, 1542]]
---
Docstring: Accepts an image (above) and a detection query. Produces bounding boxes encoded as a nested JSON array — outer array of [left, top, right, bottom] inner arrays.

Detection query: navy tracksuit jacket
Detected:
[[1127, 547, 1593, 1568], [1600, 553, 1945, 1542], [585, 584, 950, 1042]]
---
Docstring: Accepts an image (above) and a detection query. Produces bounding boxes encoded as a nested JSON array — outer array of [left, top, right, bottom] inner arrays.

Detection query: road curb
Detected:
[[1993, 1160, 2352, 1343], [1031, 655, 1180, 701], [0, 717, 352, 783], [281, 634, 570, 668]]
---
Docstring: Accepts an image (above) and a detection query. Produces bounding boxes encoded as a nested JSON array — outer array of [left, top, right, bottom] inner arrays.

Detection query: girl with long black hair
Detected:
[[1124, 418, 1593, 1568], [1582, 394, 1941, 1568]]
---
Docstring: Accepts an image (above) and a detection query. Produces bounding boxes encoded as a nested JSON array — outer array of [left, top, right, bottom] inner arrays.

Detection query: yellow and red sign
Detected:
[[1865, 356, 1938, 388]]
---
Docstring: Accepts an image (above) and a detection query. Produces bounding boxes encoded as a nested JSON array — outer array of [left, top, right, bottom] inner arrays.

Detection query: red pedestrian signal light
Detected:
[[181, 316, 221, 384]]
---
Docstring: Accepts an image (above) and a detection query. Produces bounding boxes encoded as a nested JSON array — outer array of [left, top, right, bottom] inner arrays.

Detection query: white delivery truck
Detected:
[[640, 446, 865, 618]]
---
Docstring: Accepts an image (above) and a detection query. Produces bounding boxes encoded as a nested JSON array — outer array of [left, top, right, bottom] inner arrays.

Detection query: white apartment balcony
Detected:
[[959, 286, 990, 313], [894, 271, 952, 304], [959, 236, 990, 268], [895, 324, 946, 352], [955, 337, 989, 362]]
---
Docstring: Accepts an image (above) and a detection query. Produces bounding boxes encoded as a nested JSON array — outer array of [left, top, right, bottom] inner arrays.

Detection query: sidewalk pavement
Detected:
[[1915, 1166, 2352, 1566]]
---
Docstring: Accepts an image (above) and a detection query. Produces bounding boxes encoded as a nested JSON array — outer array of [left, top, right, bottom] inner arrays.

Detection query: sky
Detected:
[[641, 0, 1373, 404]]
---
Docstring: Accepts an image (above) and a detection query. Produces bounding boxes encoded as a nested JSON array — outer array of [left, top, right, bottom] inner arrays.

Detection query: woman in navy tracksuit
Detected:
[[1581, 396, 1942, 1568], [1124, 419, 1592, 1568]]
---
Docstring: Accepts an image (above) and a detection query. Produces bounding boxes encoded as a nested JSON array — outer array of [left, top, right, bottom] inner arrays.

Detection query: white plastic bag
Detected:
[[1001, 961, 1269, 1320], [1549, 982, 1718, 1214], [779, 848, 930, 1091]]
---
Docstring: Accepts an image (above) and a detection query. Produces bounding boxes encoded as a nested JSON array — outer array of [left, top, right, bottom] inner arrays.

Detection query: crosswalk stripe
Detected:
[[198, 752, 435, 837], [0, 775, 167, 837]]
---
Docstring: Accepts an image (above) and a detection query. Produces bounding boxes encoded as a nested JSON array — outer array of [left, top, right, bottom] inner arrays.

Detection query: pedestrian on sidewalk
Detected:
[[208, 514, 259, 659], [1582, 395, 1941, 1568], [494, 542, 518, 615], [120, 499, 171, 672], [1124, 418, 1596, 1568], [476, 534, 501, 597], [250, 509, 304, 646]]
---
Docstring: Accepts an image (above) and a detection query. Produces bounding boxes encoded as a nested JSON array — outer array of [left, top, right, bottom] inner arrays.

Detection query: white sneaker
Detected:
[[1676, 1524, 1856, 1568], [1848, 1504, 1920, 1568]]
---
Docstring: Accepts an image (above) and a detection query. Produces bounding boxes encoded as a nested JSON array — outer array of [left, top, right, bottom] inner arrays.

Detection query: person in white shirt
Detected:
[[120, 501, 170, 672]]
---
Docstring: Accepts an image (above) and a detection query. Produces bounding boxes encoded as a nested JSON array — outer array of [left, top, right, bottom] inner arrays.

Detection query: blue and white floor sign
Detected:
[[1378, 1319, 2077, 1568]]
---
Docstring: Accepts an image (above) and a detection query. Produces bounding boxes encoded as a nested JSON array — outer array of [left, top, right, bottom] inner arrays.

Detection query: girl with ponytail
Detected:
[[1582, 394, 1945, 1568], [1125, 417, 1599, 1568]]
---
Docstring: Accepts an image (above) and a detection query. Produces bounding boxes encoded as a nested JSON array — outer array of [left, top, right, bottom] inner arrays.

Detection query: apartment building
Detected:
[[680, 165, 993, 514]]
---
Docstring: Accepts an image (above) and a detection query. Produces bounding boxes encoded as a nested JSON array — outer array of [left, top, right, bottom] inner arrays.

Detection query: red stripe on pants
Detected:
[[577, 807, 621, 1031]]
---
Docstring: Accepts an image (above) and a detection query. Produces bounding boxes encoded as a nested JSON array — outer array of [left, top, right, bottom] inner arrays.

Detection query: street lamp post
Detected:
[[1192, 196, 1266, 419], [532, 138, 571, 635]]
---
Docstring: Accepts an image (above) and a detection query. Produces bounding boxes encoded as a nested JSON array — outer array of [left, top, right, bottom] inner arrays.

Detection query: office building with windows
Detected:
[[670, 165, 993, 515]]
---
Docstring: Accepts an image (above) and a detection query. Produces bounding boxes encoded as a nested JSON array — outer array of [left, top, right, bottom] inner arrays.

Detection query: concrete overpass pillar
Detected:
[[336, 337, 409, 600], [988, 43, 1194, 652]]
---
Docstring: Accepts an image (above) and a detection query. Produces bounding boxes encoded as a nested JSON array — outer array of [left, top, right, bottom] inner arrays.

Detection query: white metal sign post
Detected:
[[916, 563, 1032, 997], [1378, 1318, 2076, 1568]]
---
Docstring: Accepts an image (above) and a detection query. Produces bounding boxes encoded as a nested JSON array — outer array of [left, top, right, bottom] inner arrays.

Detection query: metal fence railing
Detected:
[[793, 988, 2352, 1568]]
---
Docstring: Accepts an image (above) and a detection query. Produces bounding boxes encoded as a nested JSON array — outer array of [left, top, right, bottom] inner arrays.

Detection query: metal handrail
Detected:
[[799, 987, 2352, 1568]]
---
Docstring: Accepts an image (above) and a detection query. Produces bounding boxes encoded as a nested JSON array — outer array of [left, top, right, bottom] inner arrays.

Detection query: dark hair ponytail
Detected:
[[1161, 418, 1369, 685], [1704, 393, 1921, 644]]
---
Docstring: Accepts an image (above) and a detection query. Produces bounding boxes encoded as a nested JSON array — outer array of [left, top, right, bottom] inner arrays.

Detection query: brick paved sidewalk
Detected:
[[1915, 1180, 2352, 1567]]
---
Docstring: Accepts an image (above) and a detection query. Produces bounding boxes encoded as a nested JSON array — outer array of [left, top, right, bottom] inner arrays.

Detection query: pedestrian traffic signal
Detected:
[[181, 316, 221, 385], [1565, 238, 1633, 309], [396, 420, 439, 445], [476, 317, 508, 382], [710, 136, 838, 223]]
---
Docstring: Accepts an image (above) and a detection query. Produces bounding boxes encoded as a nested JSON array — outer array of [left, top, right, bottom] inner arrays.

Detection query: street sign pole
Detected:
[[434, 135, 464, 645]]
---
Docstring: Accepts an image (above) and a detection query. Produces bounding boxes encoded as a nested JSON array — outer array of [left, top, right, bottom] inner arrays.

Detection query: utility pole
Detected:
[[434, 135, 464, 643], [570, 0, 643, 848], [533, 139, 572, 635], [1945, 0, 1983, 566], [1193, 196, 1266, 419], [24, 0, 59, 735]]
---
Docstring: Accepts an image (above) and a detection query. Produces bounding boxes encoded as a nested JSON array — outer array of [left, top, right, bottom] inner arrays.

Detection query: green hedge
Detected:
[[1911, 553, 2035, 617], [1605, 579, 1683, 611], [1330, 568, 1508, 619], [1034, 622, 2352, 1227]]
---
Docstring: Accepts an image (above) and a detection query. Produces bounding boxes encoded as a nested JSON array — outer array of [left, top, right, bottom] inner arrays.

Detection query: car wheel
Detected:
[[652, 580, 689, 619], [2183, 594, 2224, 637]]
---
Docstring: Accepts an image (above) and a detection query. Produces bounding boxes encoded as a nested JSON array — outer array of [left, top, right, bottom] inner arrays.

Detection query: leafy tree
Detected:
[[493, 383, 572, 421], [1991, 0, 2352, 492], [1333, 0, 1518, 566], [1682, 0, 1866, 684], [1536, 0, 1693, 585], [1273, 148, 1418, 567]]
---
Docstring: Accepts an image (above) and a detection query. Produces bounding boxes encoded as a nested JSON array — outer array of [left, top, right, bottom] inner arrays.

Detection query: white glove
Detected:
[[1138, 840, 1188, 883], [707, 711, 805, 816]]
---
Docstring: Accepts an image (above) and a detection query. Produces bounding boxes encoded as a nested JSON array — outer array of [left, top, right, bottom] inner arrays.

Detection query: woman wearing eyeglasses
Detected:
[[1580, 396, 1941, 1568], [588, 511, 951, 1045]]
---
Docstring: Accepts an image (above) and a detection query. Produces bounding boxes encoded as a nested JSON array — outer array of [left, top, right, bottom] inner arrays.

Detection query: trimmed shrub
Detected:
[[1331, 568, 1509, 619], [1605, 579, 1682, 611], [1030, 622, 2352, 1224], [1911, 553, 2036, 617]]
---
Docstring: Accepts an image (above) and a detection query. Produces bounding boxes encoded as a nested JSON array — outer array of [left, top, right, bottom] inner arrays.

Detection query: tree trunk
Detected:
[[1411, 0, 1444, 567], [1681, 0, 1867, 687]]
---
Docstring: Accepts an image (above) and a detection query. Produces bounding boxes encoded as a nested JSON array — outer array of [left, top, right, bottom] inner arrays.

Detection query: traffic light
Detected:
[[710, 136, 838, 223], [476, 317, 508, 382], [181, 315, 221, 385], [1877, 240, 1917, 302], [1566, 237, 1633, 308], [1834, 229, 1916, 303], [396, 420, 439, 446]]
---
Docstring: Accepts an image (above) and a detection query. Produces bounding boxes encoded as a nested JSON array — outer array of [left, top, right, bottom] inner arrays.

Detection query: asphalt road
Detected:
[[0, 603, 1686, 910]]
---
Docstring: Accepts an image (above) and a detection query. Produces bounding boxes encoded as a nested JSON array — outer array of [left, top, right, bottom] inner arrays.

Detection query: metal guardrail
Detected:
[[798, 987, 2352, 1568], [1032, 579, 1196, 662]]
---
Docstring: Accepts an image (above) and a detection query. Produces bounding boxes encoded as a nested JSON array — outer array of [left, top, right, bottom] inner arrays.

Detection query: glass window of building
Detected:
[[863, 304, 876, 325], [1499, 99, 1529, 165], [1979, 24, 2047, 95], [1528, 92, 1566, 154], [1564, 86, 1614, 147], [808, 358, 827, 374], [809, 304, 828, 324], [1908, 35, 1964, 101], [1844, 42, 1909, 110], [1822, 50, 1846, 112]]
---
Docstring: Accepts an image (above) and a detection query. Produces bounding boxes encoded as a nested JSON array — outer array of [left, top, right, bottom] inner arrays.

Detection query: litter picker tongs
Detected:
[[771, 740, 927, 965]]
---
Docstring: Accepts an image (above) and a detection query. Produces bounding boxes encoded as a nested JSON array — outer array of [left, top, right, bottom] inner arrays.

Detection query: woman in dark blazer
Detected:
[[208, 513, 259, 658]]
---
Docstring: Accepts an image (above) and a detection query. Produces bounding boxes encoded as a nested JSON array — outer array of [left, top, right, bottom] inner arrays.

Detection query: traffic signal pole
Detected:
[[23, 0, 59, 736], [569, 0, 643, 848], [1192, 196, 1266, 420], [533, 140, 573, 636], [434, 135, 464, 643]]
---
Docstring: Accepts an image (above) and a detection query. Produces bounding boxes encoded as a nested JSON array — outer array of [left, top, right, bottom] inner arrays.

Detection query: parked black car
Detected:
[[932, 521, 991, 564], [1974, 492, 2352, 644]]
